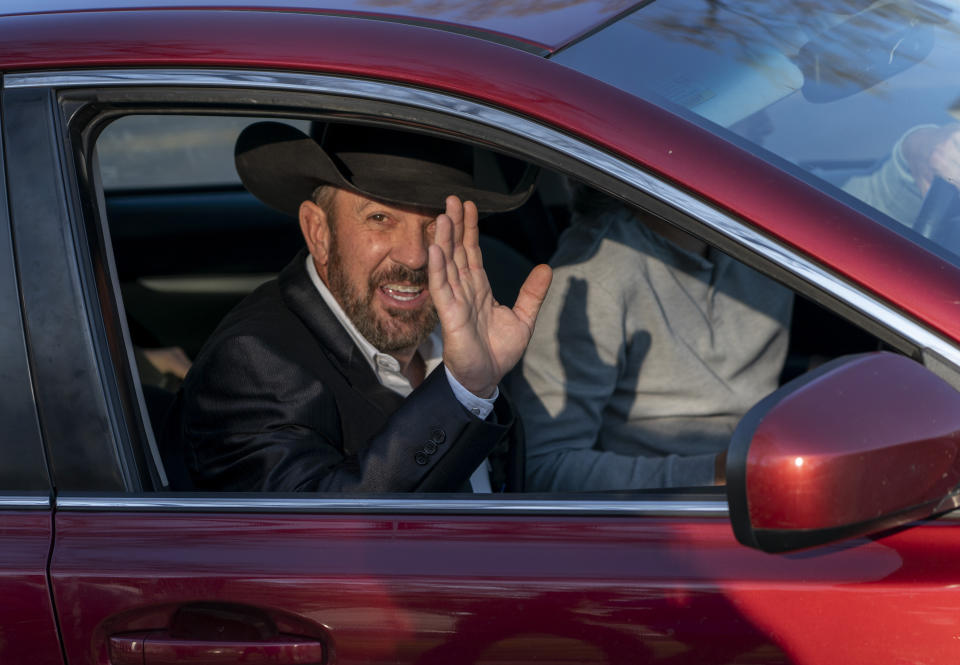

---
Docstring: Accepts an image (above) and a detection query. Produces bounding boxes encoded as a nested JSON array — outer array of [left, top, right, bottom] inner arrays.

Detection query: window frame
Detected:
[[3, 82, 138, 493], [10, 67, 958, 512], [0, 86, 51, 497]]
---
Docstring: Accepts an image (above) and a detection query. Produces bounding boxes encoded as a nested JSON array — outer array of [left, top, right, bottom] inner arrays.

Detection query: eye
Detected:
[[369, 213, 388, 223]]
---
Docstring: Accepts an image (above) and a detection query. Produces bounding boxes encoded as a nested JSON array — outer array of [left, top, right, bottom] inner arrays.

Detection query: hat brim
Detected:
[[235, 121, 537, 218]]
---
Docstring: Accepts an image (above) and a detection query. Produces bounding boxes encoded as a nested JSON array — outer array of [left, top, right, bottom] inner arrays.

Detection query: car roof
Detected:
[[0, 0, 641, 53]]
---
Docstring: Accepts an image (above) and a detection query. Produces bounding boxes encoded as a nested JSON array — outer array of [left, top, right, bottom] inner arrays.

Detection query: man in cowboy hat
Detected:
[[161, 121, 552, 492]]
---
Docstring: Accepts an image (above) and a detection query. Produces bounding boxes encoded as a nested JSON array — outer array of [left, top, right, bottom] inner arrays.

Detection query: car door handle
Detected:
[[109, 632, 325, 665]]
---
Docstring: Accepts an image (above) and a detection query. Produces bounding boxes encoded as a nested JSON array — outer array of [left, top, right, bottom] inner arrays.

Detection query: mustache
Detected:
[[372, 264, 428, 288]]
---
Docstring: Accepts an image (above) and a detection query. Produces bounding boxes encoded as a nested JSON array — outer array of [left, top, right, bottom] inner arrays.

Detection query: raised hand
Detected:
[[428, 195, 552, 398]]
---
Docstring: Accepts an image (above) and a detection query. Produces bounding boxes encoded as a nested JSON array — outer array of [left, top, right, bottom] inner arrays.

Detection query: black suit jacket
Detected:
[[162, 250, 523, 492]]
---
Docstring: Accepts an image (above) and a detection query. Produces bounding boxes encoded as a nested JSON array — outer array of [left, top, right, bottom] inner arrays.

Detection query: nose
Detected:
[[389, 218, 430, 270]]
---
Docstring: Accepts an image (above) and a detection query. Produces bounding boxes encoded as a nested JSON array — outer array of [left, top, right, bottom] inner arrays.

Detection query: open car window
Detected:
[[98, 116, 311, 362], [86, 105, 889, 497], [99, 115, 306, 190]]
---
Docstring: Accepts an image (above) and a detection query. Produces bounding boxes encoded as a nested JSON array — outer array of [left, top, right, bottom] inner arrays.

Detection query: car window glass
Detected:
[[554, 0, 960, 265], [98, 115, 310, 190], [92, 113, 883, 495]]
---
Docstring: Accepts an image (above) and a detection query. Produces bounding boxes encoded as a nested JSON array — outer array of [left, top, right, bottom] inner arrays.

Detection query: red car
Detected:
[[4, 1, 960, 663]]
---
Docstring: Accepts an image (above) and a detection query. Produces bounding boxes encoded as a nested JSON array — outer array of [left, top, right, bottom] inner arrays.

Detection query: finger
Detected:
[[512, 264, 553, 331], [434, 211, 454, 259], [446, 195, 470, 271], [459, 202, 492, 306], [462, 200, 484, 271], [446, 195, 465, 245], [434, 212, 462, 289], [428, 243, 456, 311], [437, 210, 462, 291]]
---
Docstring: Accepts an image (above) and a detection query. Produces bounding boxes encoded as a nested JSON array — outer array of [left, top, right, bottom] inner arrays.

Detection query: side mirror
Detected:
[[727, 352, 960, 553]]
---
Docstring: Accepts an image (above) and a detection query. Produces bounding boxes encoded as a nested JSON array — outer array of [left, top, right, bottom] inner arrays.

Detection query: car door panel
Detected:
[[0, 510, 63, 665], [48, 506, 960, 664], [48, 508, 771, 664]]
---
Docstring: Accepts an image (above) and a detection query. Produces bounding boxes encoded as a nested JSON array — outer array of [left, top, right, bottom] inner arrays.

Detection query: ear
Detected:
[[299, 199, 332, 267]]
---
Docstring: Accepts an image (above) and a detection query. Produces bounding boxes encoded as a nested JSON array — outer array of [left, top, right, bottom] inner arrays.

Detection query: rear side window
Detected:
[[98, 115, 310, 190]]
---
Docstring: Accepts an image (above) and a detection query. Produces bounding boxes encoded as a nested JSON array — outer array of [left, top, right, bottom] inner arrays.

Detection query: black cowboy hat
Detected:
[[234, 121, 538, 217]]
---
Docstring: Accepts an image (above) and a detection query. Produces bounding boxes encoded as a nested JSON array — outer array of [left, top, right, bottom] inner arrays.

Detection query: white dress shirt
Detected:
[[305, 256, 494, 491]]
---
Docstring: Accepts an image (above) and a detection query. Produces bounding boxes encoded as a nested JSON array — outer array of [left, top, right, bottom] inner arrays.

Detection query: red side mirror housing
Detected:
[[727, 352, 960, 552]]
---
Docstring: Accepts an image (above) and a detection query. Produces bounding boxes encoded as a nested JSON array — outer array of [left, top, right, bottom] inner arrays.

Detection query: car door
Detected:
[[9, 67, 960, 665], [0, 91, 63, 665]]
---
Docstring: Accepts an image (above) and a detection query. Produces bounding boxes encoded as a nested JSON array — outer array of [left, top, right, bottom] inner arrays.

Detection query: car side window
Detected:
[[90, 111, 884, 495], [98, 115, 310, 190], [508, 184, 882, 491], [99, 115, 312, 369]]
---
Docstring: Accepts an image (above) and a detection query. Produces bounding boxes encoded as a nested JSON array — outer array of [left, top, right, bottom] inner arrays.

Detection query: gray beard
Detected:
[[325, 238, 438, 353]]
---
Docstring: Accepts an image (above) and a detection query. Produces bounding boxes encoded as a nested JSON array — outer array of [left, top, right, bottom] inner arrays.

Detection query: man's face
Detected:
[[310, 188, 440, 354]]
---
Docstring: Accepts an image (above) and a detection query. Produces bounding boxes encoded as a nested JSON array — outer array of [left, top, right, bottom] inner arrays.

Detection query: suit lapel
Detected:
[[277, 250, 405, 417]]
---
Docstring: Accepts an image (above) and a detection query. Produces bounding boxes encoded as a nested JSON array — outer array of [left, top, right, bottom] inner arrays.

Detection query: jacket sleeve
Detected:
[[167, 332, 513, 492]]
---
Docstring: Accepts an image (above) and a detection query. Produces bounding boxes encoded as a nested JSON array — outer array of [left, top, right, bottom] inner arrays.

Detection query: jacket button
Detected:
[[429, 427, 445, 445], [423, 441, 438, 455], [415, 453, 429, 466]]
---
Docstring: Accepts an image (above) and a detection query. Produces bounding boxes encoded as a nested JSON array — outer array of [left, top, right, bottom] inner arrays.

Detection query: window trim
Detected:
[[0, 89, 51, 493], [47, 493, 960, 520], [56, 493, 730, 517], [0, 494, 52, 509], [3, 84, 141, 492]]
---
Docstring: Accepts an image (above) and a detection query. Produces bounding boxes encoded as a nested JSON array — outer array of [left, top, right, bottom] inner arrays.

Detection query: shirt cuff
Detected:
[[444, 366, 498, 420]]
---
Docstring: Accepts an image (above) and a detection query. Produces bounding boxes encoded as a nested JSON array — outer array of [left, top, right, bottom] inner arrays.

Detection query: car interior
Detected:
[[93, 113, 887, 493]]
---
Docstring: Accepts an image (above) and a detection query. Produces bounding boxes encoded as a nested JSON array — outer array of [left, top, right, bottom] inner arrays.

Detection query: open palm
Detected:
[[428, 196, 552, 398]]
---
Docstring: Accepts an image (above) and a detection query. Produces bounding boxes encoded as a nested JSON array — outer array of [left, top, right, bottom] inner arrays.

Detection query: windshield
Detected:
[[554, 0, 960, 263]]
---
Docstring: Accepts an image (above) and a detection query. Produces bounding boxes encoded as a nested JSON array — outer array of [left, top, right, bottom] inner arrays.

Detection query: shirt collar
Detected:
[[305, 255, 441, 393]]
